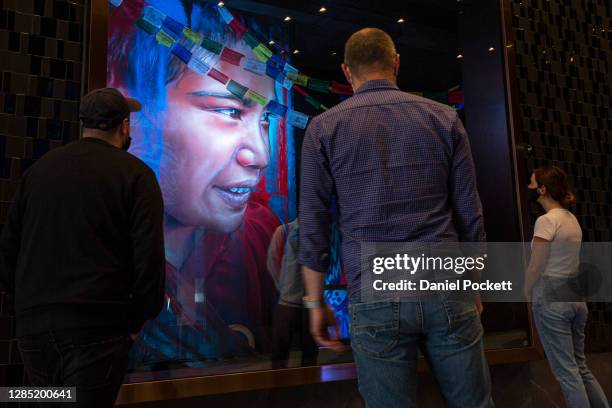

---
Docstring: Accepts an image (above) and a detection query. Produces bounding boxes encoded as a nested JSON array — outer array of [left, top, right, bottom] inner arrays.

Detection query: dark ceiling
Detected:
[[224, 0, 465, 91]]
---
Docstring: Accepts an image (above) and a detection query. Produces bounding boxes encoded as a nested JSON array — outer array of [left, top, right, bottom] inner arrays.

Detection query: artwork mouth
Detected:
[[213, 183, 256, 209]]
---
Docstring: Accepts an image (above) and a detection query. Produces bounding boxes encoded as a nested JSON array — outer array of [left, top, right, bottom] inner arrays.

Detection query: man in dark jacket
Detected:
[[0, 88, 166, 407]]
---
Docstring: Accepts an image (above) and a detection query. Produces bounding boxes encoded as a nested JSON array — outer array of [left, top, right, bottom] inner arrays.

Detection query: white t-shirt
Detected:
[[532, 208, 582, 278]]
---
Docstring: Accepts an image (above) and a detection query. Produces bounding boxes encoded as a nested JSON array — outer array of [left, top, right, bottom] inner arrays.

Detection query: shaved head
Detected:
[[344, 28, 397, 79]]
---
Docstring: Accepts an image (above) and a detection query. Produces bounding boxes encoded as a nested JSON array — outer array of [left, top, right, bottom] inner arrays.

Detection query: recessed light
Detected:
[[284, 16, 292, 22], [397, 18, 405, 23], [319, 6, 327, 13], [488, 47, 495, 52], [269, 40, 275, 45], [217, 1, 224, 6], [456, 54, 464, 59], [293, 49, 300, 54], [331, 52, 337, 56]]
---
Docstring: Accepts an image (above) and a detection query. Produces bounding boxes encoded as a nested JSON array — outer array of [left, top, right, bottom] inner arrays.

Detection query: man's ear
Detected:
[[122, 117, 130, 134], [341, 64, 353, 87], [394, 54, 400, 77]]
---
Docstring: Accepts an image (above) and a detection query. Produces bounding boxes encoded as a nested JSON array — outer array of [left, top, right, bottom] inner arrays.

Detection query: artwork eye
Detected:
[[209, 107, 243, 120]]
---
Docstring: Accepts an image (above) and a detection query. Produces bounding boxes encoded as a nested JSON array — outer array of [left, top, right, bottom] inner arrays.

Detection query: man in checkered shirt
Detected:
[[298, 28, 493, 407]]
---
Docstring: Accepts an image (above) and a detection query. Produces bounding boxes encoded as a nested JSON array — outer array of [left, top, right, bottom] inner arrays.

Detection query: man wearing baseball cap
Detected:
[[0, 88, 166, 407]]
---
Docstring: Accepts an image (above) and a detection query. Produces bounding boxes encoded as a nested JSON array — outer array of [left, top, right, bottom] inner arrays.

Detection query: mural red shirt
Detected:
[[132, 202, 280, 365]]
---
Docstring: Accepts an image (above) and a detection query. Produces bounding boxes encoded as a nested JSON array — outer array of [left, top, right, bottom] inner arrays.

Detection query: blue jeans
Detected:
[[349, 295, 493, 408], [533, 299, 609, 408]]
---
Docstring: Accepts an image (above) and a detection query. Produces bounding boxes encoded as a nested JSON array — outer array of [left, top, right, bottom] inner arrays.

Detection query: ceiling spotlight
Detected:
[[456, 53, 464, 59], [319, 6, 327, 12], [269, 40, 275, 45], [293, 49, 300, 54], [331, 51, 337, 56], [217, 1, 224, 6], [284, 16, 292, 22], [488, 47, 495, 52], [397, 18, 405, 23]]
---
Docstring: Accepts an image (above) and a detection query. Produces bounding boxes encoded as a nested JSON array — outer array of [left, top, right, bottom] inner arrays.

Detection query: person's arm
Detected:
[[298, 119, 343, 352], [128, 167, 166, 334], [266, 225, 286, 289], [449, 114, 486, 243], [303, 266, 343, 351], [524, 216, 555, 301], [448, 114, 486, 312], [0, 178, 26, 294], [524, 237, 551, 301]]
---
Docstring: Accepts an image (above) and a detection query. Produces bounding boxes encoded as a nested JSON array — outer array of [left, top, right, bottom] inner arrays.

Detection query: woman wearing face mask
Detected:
[[524, 165, 608, 408]]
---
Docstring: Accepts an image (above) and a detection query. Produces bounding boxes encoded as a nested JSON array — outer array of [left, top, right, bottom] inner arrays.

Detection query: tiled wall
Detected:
[[0, 0, 85, 386], [511, 0, 611, 351]]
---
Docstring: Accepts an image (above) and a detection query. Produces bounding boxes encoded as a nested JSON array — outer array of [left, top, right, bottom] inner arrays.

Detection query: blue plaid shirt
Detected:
[[298, 79, 485, 297]]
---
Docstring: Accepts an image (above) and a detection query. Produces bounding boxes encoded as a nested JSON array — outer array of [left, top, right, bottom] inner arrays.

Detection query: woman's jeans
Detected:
[[349, 294, 494, 408], [533, 279, 609, 408]]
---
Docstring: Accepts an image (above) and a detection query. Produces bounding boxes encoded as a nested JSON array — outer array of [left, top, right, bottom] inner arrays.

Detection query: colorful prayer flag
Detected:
[[305, 95, 322, 110], [266, 100, 287, 117], [220, 47, 245, 66], [293, 86, 308, 97], [171, 43, 191, 64], [208, 68, 229, 85], [253, 43, 273, 62], [265, 61, 282, 79], [242, 31, 259, 49], [136, 17, 157, 35], [201, 38, 223, 55], [283, 63, 298, 75], [227, 80, 249, 99], [188, 55, 210, 75], [289, 73, 308, 87], [162, 16, 183, 38], [229, 19, 247, 39], [244, 58, 266, 76], [183, 28, 202, 46], [308, 78, 331, 93], [287, 110, 309, 129], [246, 90, 268, 106], [218, 6, 234, 24], [448, 89, 464, 104], [282, 76, 294, 91], [142, 6, 165, 29], [330, 82, 353, 95], [156, 29, 175, 47], [119, 0, 144, 21]]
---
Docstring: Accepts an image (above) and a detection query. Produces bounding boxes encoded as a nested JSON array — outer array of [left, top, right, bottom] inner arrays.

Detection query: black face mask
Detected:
[[122, 136, 132, 152], [528, 187, 541, 204]]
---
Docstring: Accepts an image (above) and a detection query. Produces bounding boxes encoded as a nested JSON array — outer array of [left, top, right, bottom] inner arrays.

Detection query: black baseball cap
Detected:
[[79, 88, 141, 130]]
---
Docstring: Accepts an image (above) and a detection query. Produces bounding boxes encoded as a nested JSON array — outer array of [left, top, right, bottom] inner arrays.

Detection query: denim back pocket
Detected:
[[350, 301, 399, 357], [441, 298, 483, 346]]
